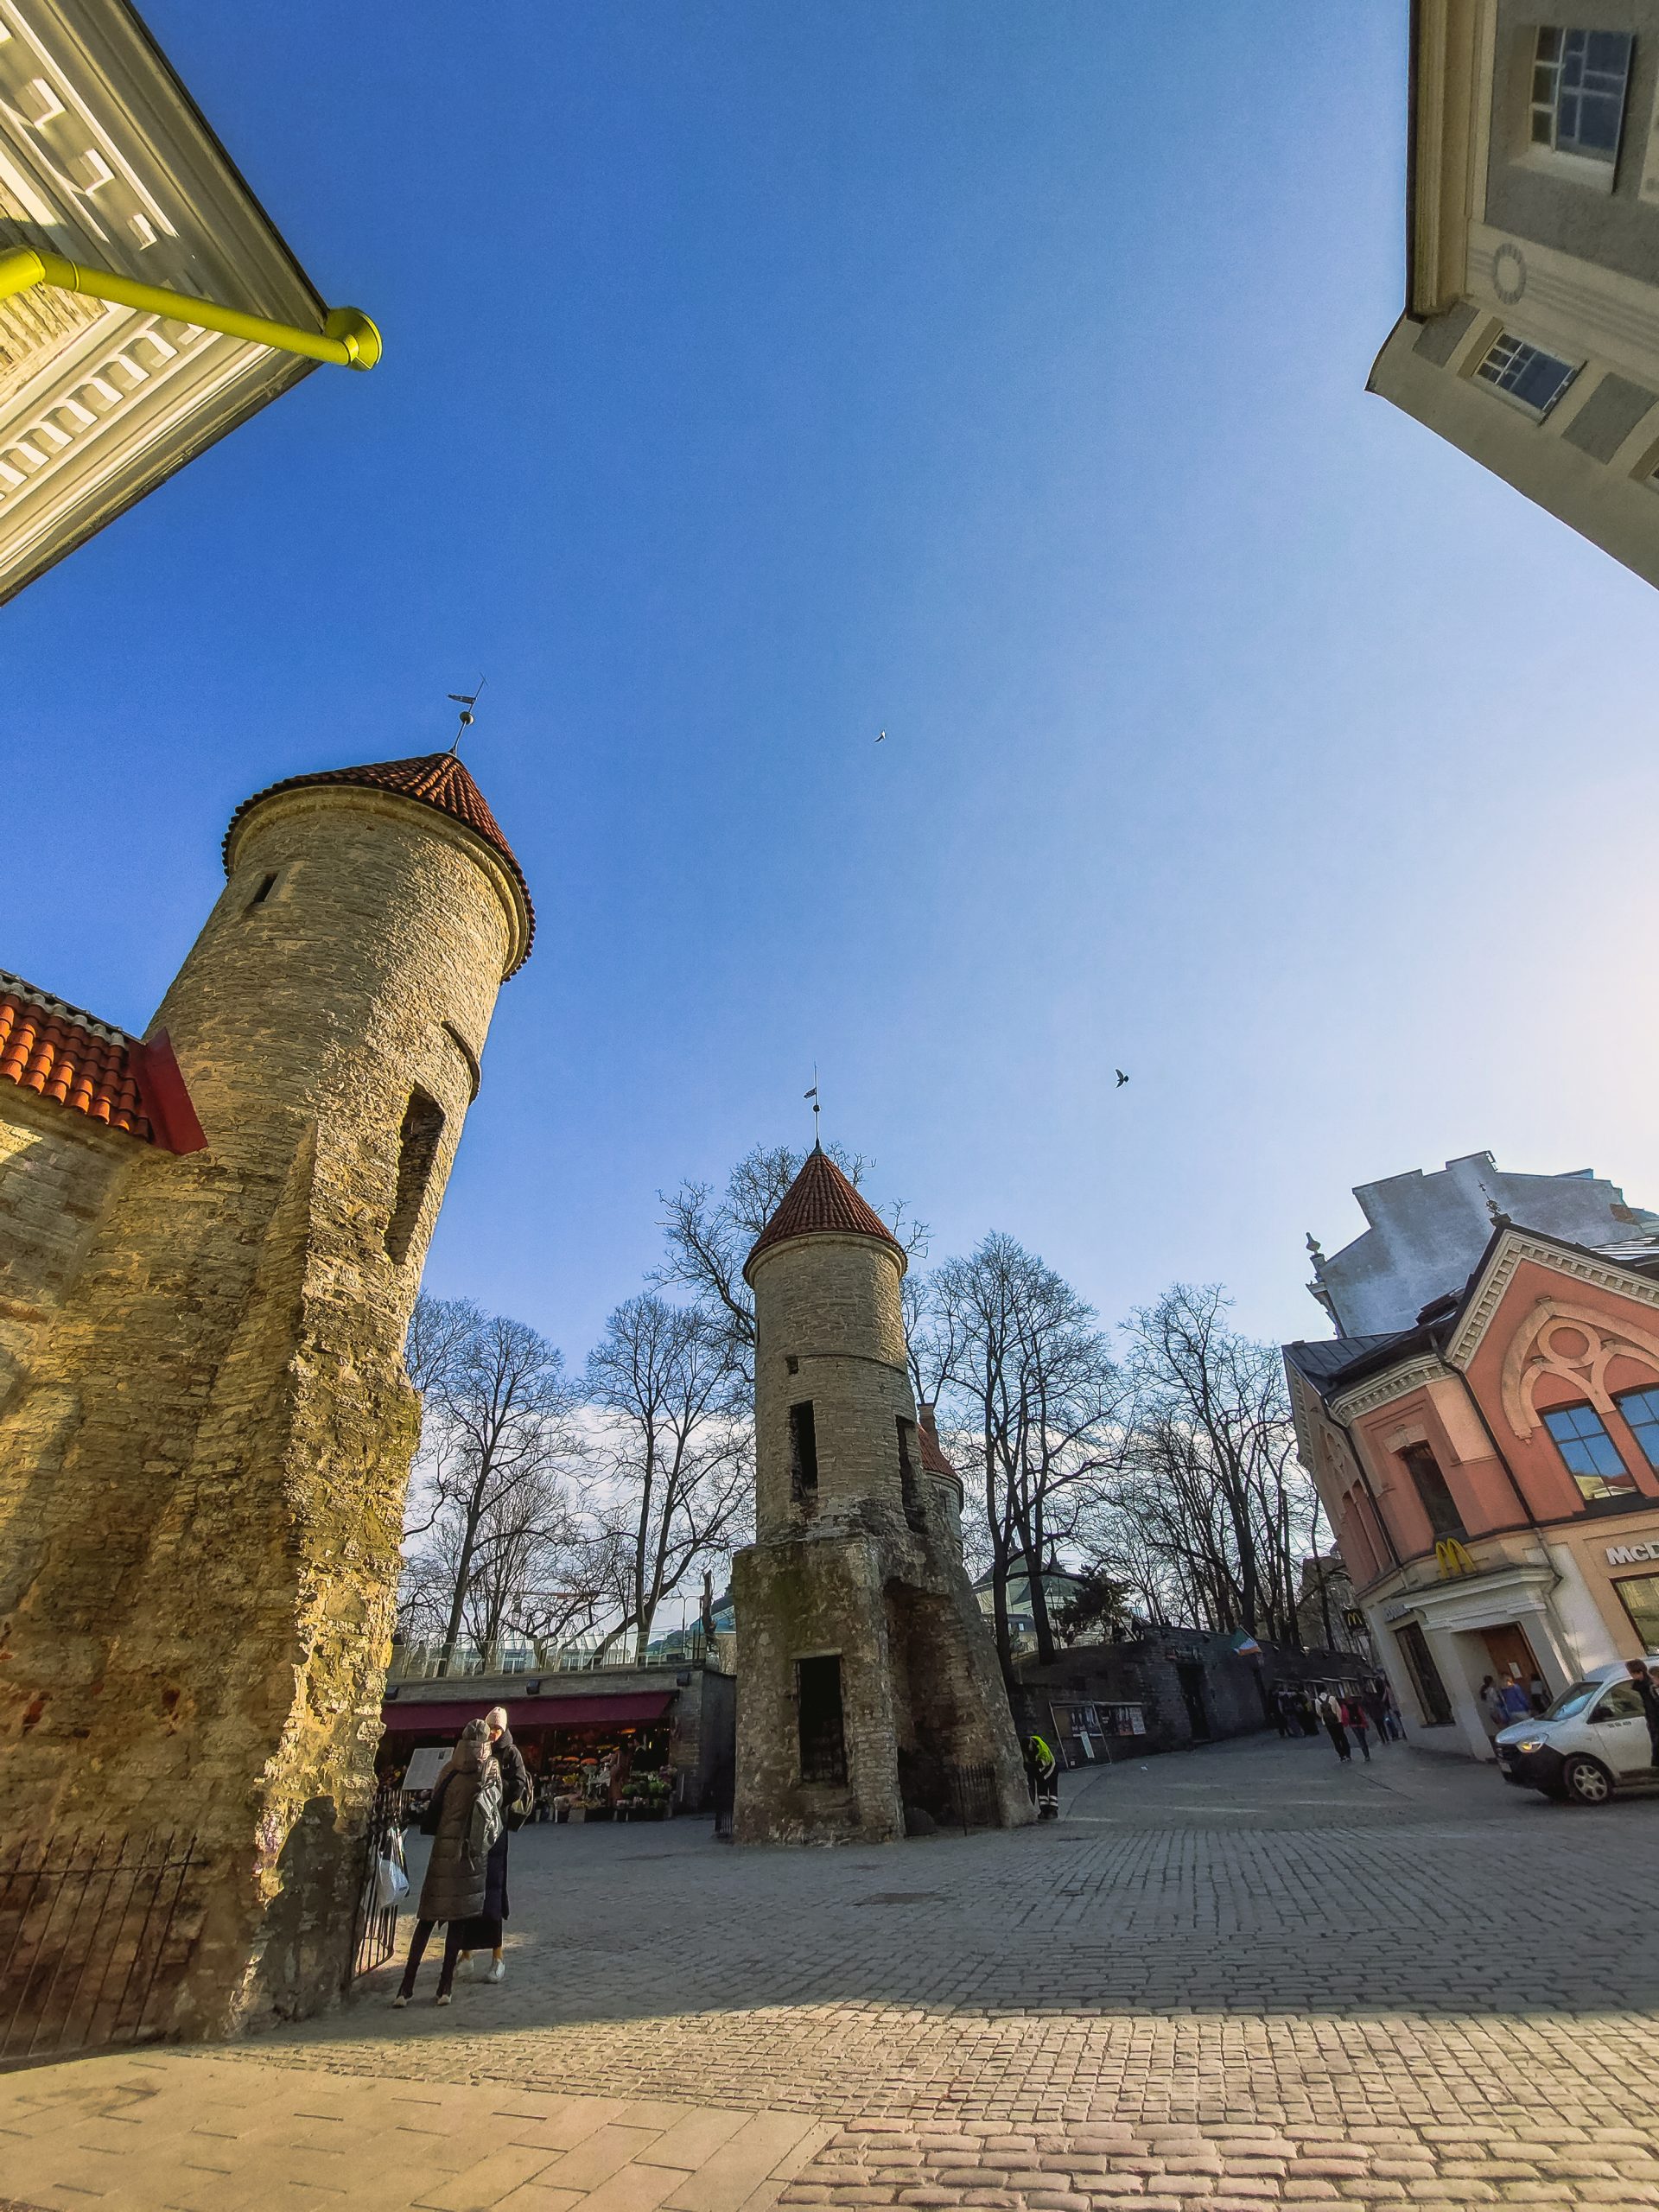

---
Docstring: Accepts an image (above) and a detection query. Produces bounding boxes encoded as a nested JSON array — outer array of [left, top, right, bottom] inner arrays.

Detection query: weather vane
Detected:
[[447, 675, 486, 754], [804, 1065, 821, 1147]]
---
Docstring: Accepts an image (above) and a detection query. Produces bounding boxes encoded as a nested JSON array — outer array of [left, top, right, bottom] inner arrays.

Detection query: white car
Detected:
[[1496, 1658, 1659, 1806]]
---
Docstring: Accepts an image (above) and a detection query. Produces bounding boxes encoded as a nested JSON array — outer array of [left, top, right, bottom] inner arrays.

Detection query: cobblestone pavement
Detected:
[[8, 1733, 1659, 2209]]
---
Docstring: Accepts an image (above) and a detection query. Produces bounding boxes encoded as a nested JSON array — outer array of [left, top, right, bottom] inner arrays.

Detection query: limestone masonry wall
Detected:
[[0, 784, 517, 2031]]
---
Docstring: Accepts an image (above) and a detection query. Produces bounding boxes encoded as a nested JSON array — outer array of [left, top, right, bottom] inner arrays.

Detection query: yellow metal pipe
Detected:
[[0, 245, 380, 370]]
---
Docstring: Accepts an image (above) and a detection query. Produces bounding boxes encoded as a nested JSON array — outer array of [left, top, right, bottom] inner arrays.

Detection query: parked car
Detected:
[[1496, 1659, 1659, 1806]]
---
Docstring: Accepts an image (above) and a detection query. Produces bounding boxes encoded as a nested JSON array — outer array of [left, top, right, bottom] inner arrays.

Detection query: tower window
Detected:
[[1529, 28, 1632, 166], [797, 1654, 847, 1785], [896, 1416, 925, 1532], [245, 872, 279, 912], [789, 1402, 818, 1505], [385, 1089, 445, 1263]]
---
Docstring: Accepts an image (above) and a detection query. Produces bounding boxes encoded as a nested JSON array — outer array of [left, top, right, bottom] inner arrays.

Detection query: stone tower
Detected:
[[732, 1150, 1030, 1843], [0, 751, 531, 2030]]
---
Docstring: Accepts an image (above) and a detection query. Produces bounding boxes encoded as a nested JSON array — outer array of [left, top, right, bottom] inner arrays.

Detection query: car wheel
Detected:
[[1563, 1755, 1613, 1806]]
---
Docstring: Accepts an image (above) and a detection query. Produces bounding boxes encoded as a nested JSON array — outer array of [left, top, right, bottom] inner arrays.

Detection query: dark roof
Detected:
[[225, 752, 534, 974], [1283, 1333, 1412, 1389], [744, 1147, 902, 1276]]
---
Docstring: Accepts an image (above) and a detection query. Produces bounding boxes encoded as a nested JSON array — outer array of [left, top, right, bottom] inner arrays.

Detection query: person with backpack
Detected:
[[393, 1719, 502, 2008], [1319, 1691, 1351, 1763]]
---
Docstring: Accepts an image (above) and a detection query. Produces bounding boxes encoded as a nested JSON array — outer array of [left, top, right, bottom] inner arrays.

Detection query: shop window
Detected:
[[1615, 1385, 1659, 1471], [1614, 1572, 1659, 1653], [896, 1416, 925, 1531], [1395, 1621, 1452, 1727], [797, 1654, 847, 1784], [385, 1089, 445, 1262], [789, 1402, 818, 1506], [1541, 1402, 1637, 1502], [1398, 1442, 1465, 1541]]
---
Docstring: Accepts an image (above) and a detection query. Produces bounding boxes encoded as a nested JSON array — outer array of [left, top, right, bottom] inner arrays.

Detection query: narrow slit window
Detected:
[[246, 872, 278, 912], [789, 1401, 818, 1506], [797, 1654, 847, 1784], [1398, 1442, 1465, 1541], [896, 1416, 925, 1531], [385, 1088, 445, 1262]]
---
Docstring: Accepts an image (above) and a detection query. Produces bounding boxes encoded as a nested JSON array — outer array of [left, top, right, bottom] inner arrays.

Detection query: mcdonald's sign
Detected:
[[1435, 1538, 1478, 1579]]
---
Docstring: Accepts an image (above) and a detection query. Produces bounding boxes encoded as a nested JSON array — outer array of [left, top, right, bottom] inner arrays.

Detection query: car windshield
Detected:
[[1543, 1682, 1600, 1720]]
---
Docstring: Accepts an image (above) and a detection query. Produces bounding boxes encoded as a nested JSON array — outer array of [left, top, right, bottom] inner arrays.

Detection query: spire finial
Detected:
[[804, 1065, 821, 1150], [446, 675, 486, 755]]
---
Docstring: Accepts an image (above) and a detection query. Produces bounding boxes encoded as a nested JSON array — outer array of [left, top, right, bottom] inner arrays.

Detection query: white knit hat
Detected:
[[484, 1706, 509, 1731]]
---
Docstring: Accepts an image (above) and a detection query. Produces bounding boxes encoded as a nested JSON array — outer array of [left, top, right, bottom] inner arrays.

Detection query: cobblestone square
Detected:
[[6, 1733, 1658, 2210]]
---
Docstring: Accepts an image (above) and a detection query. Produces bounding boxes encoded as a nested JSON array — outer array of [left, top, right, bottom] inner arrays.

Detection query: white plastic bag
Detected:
[[374, 1840, 409, 1910]]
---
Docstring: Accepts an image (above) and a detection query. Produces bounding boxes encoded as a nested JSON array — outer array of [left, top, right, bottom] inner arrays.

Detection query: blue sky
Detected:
[[6, 1, 1657, 1362]]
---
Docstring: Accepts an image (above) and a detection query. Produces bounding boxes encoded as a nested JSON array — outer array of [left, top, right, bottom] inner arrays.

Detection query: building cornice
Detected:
[[1445, 1229, 1659, 1371], [1330, 1354, 1452, 1426]]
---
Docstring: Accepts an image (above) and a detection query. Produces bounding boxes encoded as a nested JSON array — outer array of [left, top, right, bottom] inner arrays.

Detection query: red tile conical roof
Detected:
[[745, 1147, 903, 1278], [224, 752, 534, 973]]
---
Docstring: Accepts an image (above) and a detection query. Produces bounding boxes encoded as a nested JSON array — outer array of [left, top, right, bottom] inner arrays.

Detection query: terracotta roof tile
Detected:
[[224, 752, 534, 974], [0, 972, 152, 1141], [918, 1408, 958, 1481], [745, 1147, 903, 1275]]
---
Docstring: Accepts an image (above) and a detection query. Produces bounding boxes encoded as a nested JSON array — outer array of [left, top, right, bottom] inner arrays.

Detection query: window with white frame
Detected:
[[1530, 28, 1634, 164], [1475, 331, 1579, 416]]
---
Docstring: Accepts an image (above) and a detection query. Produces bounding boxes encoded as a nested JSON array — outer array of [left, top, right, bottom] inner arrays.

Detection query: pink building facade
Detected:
[[1287, 1225, 1659, 1761]]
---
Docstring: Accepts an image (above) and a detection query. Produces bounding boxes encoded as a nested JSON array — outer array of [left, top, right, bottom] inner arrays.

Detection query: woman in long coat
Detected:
[[394, 1719, 501, 2007], [459, 1706, 530, 1984]]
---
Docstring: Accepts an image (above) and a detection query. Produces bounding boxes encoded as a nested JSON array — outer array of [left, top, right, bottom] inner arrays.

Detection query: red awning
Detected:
[[380, 1690, 675, 1735]]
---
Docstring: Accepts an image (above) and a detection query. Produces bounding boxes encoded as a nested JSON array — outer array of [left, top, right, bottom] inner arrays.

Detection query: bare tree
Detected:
[[585, 1293, 753, 1663], [402, 1294, 585, 1675], [926, 1235, 1127, 1675], [1094, 1285, 1325, 1643]]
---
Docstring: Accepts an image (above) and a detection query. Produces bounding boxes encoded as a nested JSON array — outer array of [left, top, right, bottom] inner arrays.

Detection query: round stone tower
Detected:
[[0, 749, 531, 2029], [733, 1149, 1030, 1845]]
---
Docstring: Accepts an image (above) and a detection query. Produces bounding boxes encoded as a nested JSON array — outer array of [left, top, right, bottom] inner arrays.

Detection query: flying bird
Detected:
[[876, 730, 887, 742], [1115, 1069, 1128, 1088]]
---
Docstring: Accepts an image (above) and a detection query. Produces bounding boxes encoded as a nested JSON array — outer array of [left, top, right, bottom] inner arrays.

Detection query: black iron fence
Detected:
[[949, 1762, 1001, 1833], [351, 1784, 405, 1980], [0, 1829, 199, 2064]]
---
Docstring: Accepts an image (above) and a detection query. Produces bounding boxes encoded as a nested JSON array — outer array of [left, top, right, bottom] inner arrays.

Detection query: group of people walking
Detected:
[[395, 1705, 531, 2007], [1273, 1680, 1403, 1762]]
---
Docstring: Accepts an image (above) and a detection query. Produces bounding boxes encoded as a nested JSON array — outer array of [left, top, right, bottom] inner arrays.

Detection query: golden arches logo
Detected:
[[1435, 1538, 1477, 1579]]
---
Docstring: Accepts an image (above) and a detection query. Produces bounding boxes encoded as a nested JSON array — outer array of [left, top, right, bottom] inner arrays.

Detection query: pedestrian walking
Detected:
[[1626, 1660, 1659, 1767], [1497, 1673, 1532, 1726], [394, 1719, 502, 2008], [1361, 1683, 1389, 1741], [1341, 1694, 1372, 1763], [1478, 1675, 1505, 1738], [1025, 1732, 1059, 1819], [458, 1706, 532, 1985], [1298, 1694, 1319, 1738], [1274, 1691, 1292, 1738], [1384, 1687, 1407, 1740], [1319, 1692, 1351, 1762]]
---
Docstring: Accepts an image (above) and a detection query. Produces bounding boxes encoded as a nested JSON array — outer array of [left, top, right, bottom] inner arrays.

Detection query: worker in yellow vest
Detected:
[[1025, 1732, 1058, 1820]]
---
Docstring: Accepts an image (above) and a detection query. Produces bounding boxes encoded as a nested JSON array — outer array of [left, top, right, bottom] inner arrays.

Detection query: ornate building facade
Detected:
[[0, 748, 530, 2029], [1287, 1183, 1659, 1763]]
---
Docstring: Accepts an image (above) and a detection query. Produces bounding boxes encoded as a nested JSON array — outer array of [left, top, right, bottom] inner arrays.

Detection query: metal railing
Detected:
[[0, 1829, 199, 2063], [949, 1763, 1001, 1833], [350, 1786, 404, 1982]]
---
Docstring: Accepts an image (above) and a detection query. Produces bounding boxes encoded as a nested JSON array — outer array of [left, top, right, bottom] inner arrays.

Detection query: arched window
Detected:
[[385, 1090, 445, 1263]]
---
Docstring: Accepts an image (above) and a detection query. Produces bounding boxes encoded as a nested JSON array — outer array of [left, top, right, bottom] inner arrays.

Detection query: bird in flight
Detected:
[[1115, 1069, 1129, 1088], [876, 729, 887, 742]]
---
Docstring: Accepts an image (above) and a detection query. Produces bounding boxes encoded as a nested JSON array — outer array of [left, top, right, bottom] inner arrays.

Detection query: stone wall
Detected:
[[734, 1224, 1031, 1845], [0, 787, 517, 2031]]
